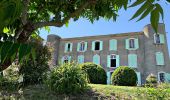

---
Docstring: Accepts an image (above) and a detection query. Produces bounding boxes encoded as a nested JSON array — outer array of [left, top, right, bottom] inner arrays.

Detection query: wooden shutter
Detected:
[[78, 55, 84, 64], [64, 43, 68, 53], [160, 34, 165, 44], [136, 72, 141, 86], [61, 57, 64, 64], [125, 39, 129, 50], [107, 72, 111, 84], [156, 52, 165, 65], [92, 41, 95, 51], [107, 55, 111, 67], [135, 38, 139, 49], [93, 54, 100, 65], [110, 39, 117, 51], [70, 43, 73, 52], [84, 42, 88, 51], [68, 56, 71, 62], [165, 73, 170, 82], [100, 41, 103, 50], [77, 43, 80, 51], [128, 54, 137, 68], [116, 55, 120, 67]]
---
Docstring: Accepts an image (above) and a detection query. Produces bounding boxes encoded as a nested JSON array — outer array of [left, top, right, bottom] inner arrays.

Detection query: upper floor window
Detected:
[[107, 54, 119, 68], [126, 38, 139, 50], [129, 39, 135, 48], [109, 39, 117, 51], [77, 42, 87, 52], [128, 54, 138, 68], [92, 40, 103, 51], [110, 54, 116, 68], [154, 33, 165, 44], [65, 43, 73, 53], [155, 52, 165, 65]]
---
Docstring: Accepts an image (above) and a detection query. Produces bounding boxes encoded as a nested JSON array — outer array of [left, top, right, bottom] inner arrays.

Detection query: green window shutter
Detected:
[[77, 43, 80, 51], [154, 34, 156, 43], [156, 52, 165, 65], [128, 54, 137, 68], [136, 72, 141, 86], [107, 72, 111, 84], [84, 42, 88, 51], [93, 54, 100, 65], [92, 41, 95, 51], [116, 55, 120, 67], [160, 34, 165, 44], [68, 56, 71, 62], [64, 43, 68, 53], [110, 39, 117, 51], [107, 55, 111, 67], [100, 41, 103, 50], [78, 55, 84, 64], [165, 73, 170, 82], [135, 38, 139, 49], [125, 39, 129, 50], [70, 43, 73, 52]]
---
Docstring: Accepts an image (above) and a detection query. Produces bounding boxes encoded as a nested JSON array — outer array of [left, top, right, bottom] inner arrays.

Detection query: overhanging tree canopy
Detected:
[[0, 0, 169, 71]]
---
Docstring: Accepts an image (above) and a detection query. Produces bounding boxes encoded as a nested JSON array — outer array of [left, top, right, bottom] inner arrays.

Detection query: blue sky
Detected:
[[40, 3, 170, 54]]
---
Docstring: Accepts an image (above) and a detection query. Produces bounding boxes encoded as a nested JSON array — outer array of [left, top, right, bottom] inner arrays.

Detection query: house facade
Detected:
[[47, 23, 170, 85]]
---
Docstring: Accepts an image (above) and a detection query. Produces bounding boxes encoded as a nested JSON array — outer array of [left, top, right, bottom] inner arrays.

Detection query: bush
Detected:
[[19, 40, 50, 86], [146, 74, 157, 87], [111, 66, 137, 86], [44, 63, 88, 94], [80, 62, 107, 84]]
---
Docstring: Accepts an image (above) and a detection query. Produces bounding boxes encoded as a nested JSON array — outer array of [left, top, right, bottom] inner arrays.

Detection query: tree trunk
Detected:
[[0, 22, 35, 72]]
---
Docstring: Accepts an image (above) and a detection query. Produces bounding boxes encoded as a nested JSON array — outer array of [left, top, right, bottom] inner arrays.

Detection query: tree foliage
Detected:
[[0, 0, 169, 70]]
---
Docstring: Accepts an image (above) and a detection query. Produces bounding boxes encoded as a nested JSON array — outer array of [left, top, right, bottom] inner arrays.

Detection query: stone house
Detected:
[[47, 23, 170, 85]]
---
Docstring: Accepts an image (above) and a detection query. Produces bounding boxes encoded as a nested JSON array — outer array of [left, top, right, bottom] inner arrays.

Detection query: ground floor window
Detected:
[[62, 56, 71, 64], [158, 72, 165, 82]]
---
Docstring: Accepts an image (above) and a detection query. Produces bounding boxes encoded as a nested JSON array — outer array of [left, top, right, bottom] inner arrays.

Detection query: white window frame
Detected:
[[110, 54, 117, 68], [154, 34, 161, 44], [63, 55, 69, 63], [94, 40, 101, 51]]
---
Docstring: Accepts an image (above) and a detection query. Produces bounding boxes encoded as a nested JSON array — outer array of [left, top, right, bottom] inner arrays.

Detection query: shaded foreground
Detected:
[[1, 84, 170, 100]]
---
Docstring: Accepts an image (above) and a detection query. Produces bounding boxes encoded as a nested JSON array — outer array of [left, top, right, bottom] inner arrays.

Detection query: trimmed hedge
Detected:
[[111, 66, 137, 86], [80, 62, 107, 84]]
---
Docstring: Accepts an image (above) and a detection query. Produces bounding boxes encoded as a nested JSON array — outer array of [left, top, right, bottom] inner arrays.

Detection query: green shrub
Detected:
[[146, 74, 157, 87], [80, 62, 107, 84], [111, 66, 137, 86], [19, 41, 50, 86], [44, 63, 88, 94]]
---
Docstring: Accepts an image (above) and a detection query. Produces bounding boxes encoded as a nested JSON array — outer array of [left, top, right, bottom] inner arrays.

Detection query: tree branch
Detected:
[[21, 0, 30, 25], [34, 0, 96, 29]]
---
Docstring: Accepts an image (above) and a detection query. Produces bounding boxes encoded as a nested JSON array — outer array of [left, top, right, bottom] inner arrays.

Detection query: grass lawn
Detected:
[[1, 84, 170, 100]]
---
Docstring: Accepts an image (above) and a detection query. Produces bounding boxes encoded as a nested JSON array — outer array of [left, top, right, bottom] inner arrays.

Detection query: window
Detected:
[[155, 34, 160, 44], [128, 54, 137, 68], [93, 54, 100, 65], [126, 38, 139, 50], [92, 41, 103, 51], [107, 54, 119, 68], [80, 42, 85, 51], [110, 39, 117, 51], [78, 55, 84, 64], [65, 43, 72, 53], [154, 33, 165, 44], [62, 56, 71, 63], [110, 55, 116, 67], [95, 41, 100, 50], [129, 39, 135, 48], [158, 72, 165, 82], [156, 52, 165, 65]]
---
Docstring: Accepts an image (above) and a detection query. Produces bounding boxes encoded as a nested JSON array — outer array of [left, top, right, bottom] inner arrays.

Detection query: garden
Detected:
[[1, 43, 170, 100]]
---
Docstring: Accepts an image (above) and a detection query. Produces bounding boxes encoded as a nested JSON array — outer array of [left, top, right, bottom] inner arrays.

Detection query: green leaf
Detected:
[[151, 8, 159, 33], [155, 3, 164, 20], [3, 27, 10, 33], [18, 44, 28, 62], [129, 0, 145, 7], [137, 5, 154, 22], [7, 43, 20, 62], [166, 0, 170, 3], [31, 48, 36, 62], [65, 21, 69, 27], [130, 1, 149, 20], [0, 42, 13, 63]]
